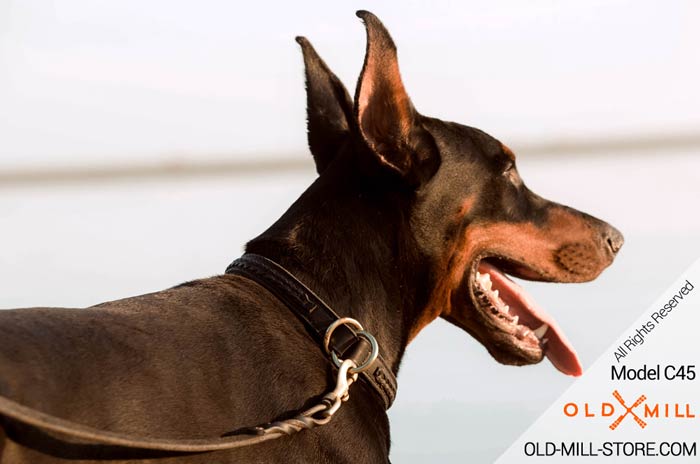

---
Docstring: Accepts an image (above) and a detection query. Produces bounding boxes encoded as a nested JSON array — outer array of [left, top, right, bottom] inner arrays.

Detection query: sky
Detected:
[[1, 0, 699, 169]]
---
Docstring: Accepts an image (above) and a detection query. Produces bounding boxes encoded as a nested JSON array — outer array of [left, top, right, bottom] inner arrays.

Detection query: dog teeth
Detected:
[[512, 315, 518, 325], [476, 272, 492, 288], [533, 323, 548, 340], [474, 272, 514, 320], [515, 326, 530, 339]]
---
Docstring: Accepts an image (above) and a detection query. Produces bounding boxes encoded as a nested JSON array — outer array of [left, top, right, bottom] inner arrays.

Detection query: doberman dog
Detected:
[[0, 11, 623, 464]]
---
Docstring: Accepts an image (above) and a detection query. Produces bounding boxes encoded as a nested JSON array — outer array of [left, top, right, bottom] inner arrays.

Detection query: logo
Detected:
[[609, 390, 646, 430], [563, 391, 695, 430]]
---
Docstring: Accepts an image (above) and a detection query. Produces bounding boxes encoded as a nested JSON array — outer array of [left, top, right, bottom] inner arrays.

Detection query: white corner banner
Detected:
[[497, 260, 700, 463]]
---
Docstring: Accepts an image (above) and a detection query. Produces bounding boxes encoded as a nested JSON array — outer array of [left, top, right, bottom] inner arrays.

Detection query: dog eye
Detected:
[[502, 162, 515, 175]]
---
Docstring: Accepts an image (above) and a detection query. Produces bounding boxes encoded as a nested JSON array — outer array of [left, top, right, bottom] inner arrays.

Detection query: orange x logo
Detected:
[[609, 390, 647, 430]]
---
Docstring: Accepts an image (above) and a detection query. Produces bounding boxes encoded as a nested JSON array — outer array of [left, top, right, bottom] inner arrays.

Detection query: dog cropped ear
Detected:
[[296, 36, 354, 174], [354, 11, 437, 184]]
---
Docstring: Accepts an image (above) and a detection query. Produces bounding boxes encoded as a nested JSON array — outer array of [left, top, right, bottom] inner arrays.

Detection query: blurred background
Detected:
[[1, 1, 699, 462]]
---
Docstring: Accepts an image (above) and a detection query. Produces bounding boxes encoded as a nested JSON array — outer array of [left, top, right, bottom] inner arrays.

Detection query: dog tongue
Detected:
[[478, 262, 583, 377]]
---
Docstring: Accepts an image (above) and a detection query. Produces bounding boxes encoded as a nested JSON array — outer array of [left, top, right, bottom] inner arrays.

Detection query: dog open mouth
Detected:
[[469, 259, 583, 376]]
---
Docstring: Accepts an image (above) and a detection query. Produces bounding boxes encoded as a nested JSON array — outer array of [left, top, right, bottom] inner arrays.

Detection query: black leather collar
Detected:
[[225, 253, 397, 410]]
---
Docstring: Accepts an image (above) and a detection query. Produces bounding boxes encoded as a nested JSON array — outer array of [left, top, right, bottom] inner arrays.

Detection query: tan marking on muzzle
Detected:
[[464, 206, 613, 283], [556, 242, 600, 275]]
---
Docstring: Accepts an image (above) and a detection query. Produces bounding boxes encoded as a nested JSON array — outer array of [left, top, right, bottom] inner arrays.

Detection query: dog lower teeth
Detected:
[[516, 326, 530, 339], [474, 272, 506, 314], [474, 273, 549, 342], [533, 323, 548, 340]]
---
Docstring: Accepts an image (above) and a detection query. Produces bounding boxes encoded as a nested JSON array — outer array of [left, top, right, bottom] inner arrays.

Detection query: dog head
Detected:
[[295, 11, 622, 376]]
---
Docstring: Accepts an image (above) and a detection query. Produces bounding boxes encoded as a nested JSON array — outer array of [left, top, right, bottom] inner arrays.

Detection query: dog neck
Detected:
[[245, 164, 432, 373]]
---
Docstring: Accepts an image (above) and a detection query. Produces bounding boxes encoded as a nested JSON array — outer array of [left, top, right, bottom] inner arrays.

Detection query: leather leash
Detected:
[[0, 254, 397, 452]]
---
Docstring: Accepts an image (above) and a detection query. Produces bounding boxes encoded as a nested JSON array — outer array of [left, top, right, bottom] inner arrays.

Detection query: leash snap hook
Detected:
[[323, 317, 379, 375], [320, 358, 358, 418]]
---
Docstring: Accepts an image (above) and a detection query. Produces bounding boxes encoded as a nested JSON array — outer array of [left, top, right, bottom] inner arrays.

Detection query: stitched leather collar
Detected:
[[225, 253, 397, 410]]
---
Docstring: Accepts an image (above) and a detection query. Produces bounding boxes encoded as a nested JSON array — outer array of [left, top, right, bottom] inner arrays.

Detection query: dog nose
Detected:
[[603, 225, 624, 255]]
